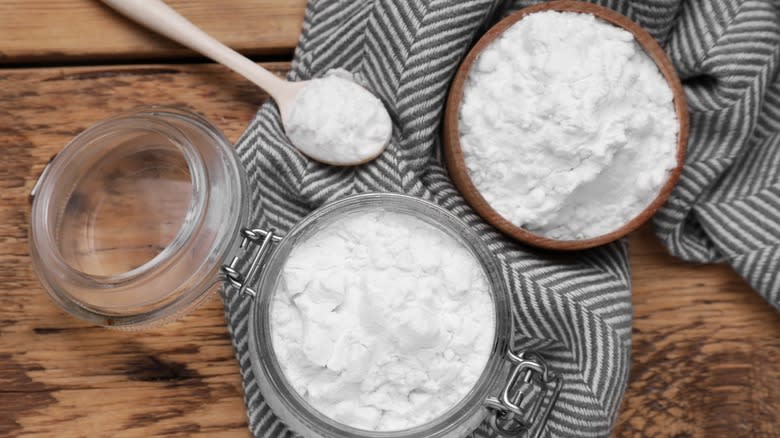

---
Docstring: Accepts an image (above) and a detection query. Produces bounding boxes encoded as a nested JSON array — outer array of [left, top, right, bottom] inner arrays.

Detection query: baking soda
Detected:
[[285, 69, 392, 165], [270, 209, 494, 431], [459, 11, 678, 240]]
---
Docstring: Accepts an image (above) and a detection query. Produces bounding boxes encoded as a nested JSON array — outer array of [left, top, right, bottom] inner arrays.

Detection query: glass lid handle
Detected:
[[484, 351, 562, 437], [222, 228, 282, 298]]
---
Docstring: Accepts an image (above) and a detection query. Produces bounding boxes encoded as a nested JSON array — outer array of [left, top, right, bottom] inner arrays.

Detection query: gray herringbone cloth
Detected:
[[653, 0, 780, 310], [222, 1, 780, 436]]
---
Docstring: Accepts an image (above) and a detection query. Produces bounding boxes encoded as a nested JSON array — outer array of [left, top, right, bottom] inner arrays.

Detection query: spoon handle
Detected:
[[100, 0, 290, 101]]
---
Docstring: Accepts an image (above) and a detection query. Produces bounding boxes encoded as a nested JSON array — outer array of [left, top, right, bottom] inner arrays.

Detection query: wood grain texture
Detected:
[[0, 64, 778, 437], [0, 0, 305, 64]]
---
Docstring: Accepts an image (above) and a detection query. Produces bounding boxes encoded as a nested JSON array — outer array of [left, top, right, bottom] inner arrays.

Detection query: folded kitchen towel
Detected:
[[221, 0, 780, 437]]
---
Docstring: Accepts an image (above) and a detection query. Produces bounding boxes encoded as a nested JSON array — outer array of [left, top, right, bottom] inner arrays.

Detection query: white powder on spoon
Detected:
[[459, 11, 678, 240], [284, 70, 392, 165], [270, 209, 495, 431]]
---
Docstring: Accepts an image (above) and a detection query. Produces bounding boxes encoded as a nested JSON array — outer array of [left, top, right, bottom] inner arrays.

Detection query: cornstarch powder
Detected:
[[459, 11, 678, 240], [270, 209, 495, 431], [285, 69, 392, 165]]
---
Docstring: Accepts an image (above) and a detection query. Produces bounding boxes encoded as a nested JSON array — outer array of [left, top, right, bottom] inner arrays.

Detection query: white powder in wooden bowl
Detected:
[[459, 11, 678, 240]]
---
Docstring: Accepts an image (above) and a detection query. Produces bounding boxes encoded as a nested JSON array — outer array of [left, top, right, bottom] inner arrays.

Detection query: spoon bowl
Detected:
[[443, 0, 689, 250]]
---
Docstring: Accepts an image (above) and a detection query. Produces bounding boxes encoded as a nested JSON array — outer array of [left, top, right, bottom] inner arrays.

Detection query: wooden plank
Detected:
[[620, 226, 780, 437], [0, 63, 778, 437], [0, 0, 305, 64]]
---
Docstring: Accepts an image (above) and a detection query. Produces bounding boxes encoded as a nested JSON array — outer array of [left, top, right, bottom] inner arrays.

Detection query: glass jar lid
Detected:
[[29, 106, 248, 328]]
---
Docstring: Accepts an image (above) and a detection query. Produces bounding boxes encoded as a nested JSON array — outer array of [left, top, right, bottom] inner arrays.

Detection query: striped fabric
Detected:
[[653, 0, 780, 310], [222, 0, 780, 437]]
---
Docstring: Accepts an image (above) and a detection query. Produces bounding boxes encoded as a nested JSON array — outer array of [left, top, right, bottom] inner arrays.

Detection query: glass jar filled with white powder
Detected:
[[240, 194, 561, 437]]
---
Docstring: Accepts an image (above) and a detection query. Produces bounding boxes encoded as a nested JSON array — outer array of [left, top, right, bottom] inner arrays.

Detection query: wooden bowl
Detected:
[[443, 0, 689, 251]]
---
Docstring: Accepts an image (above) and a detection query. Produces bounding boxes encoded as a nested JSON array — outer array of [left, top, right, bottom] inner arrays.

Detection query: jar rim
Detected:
[[247, 193, 511, 437]]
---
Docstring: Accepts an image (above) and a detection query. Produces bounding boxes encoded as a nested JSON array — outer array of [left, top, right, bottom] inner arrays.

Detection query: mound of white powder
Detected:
[[285, 69, 392, 165], [270, 209, 495, 431], [459, 11, 679, 240]]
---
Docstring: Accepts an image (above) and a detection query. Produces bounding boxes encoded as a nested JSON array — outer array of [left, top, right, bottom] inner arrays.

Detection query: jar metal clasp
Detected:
[[485, 351, 562, 437], [222, 228, 282, 298]]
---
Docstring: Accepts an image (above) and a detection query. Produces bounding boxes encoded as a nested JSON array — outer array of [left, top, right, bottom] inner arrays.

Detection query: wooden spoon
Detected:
[[100, 0, 391, 166]]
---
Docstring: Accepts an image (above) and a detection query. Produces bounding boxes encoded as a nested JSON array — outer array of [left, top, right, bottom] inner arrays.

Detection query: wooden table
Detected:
[[1, 2, 778, 437]]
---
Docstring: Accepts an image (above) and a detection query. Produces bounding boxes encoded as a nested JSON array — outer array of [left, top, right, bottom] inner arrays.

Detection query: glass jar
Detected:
[[29, 107, 560, 436], [238, 193, 562, 438]]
